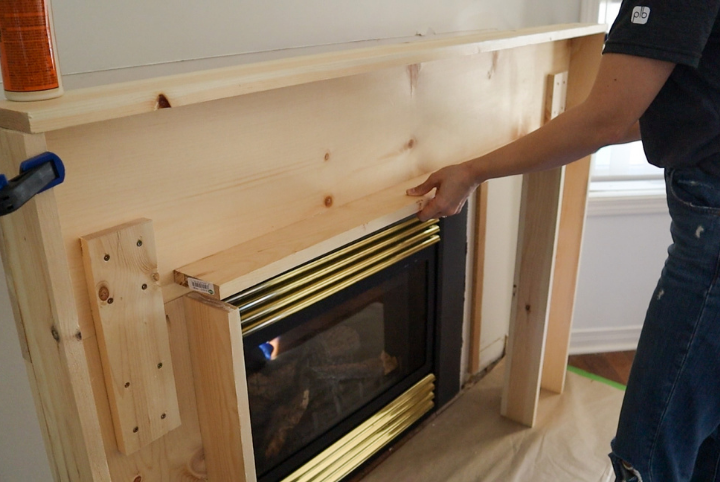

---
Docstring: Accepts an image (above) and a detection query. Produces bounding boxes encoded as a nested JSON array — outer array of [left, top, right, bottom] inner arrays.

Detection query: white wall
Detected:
[[570, 198, 671, 354], [49, 0, 578, 76], [0, 256, 54, 482], [0, 1, 581, 479]]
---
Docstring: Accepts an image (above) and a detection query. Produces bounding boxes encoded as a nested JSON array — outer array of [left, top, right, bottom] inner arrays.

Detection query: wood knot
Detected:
[[133, 476, 142, 482], [51, 327, 60, 342], [156, 94, 172, 109], [407, 138, 415, 149], [75, 331, 83, 341], [185, 448, 208, 479], [324, 152, 331, 161], [525, 304, 531, 313], [98, 285, 110, 302], [324, 196, 333, 208]]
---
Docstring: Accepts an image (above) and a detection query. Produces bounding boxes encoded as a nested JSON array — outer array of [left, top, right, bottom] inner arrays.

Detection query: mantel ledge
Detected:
[[0, 23, 605, 134]]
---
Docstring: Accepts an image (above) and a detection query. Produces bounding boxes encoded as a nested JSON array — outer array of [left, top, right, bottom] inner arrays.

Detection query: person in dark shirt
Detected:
[[408, 1, 720, 480]]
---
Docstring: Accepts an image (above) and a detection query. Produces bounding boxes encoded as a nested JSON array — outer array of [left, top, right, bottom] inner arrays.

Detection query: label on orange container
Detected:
[[0, 0, 59, 92]]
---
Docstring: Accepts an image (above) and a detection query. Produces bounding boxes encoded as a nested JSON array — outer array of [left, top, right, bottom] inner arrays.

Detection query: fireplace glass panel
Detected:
[[243, 258, 431, 478]]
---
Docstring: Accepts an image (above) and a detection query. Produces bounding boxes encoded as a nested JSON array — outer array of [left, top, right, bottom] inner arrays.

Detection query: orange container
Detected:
[[0, 0, 63, 101]]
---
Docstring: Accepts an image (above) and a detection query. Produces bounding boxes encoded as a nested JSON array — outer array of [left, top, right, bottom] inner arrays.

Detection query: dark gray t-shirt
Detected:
[[604, 0, 720, 175]]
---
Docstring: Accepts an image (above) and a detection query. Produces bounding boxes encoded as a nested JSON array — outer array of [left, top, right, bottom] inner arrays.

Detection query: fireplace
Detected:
[[227, 210, 467, 482]]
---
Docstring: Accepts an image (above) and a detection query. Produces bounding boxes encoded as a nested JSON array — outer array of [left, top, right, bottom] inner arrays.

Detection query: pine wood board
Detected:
[[0, 129, 111, 481], [501, 166, 564, 427], [469, 184, 489, 375], [80, 219, 181, 454], [541, 34, 604, 394], [0, 24, 604, 134], [184, 293, 256, 482], [94, 297, 207, 481], [175, 176, 433, 299], [48, 39, 573, 343], [500, 71, 568, 427]]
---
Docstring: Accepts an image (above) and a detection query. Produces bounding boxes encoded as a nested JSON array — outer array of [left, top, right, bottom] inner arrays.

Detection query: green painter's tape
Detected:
[[567, 365, 627, 391]]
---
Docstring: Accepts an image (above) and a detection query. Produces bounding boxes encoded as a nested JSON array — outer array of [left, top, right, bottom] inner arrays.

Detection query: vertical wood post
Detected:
[[500, 71, 568, 426], [501, 166, 564, 426], [0, 128, 110, 481], [541, 33, 604, 394], [469, 184, 489, 375], [184, 292, 256, 482]]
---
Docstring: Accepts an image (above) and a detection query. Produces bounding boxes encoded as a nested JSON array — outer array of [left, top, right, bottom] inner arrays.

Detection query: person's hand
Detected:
[[406, 162, 480, 222]]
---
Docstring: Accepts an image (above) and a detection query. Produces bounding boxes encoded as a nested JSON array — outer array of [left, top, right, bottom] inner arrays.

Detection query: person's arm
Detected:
[[407, 53, 675, 221]]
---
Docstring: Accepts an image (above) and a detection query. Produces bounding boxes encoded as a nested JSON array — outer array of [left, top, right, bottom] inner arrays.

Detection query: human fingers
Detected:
[[417, 196, 441, 222], [406, 174, 439, 197], [418, 193, 465, 222]]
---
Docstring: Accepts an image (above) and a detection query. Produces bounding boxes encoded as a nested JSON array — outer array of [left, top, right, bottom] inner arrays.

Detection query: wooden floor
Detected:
[[567, 350, 635, 386]]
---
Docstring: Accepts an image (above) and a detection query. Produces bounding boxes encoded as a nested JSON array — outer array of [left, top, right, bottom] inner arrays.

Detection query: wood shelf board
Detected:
[[0, 23, 605, 134], [175, 176, 433, 299]]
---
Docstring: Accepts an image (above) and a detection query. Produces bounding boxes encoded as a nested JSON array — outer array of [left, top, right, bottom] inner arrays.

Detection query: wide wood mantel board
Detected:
[[0, 24, 605, 481]]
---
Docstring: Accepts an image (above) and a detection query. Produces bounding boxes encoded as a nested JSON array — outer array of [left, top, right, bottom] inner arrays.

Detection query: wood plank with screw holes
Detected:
[[81, 218, 180, 454]]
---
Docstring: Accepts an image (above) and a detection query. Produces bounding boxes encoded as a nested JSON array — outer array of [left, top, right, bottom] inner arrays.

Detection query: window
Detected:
[[582, 0, 665, 193]]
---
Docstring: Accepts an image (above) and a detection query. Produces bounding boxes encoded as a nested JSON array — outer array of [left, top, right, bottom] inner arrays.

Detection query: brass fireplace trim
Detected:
[[231, 218, 440, 336], [282, 374, 436, 482], [227, 218, 436, 304]]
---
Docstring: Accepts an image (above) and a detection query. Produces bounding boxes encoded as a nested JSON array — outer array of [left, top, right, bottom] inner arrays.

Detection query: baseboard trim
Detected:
[[569, 325, 642, 355], [476, 337, 506, 374], [586, 193, 667, 216]]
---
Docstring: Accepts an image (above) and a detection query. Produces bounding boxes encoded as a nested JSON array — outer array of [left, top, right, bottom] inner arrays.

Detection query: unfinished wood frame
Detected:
[[0, 24, 604, 481]]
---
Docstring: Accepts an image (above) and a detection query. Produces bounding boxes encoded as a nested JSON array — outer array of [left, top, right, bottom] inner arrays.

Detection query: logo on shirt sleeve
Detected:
[[631, 6, 650, 24]]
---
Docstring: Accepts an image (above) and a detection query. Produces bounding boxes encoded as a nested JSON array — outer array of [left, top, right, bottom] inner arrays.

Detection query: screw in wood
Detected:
[[157, 362, 163, 369], [107, 298, 114, 304], [136, 240, 143, 247], [141, 283, 148, 290], [161, 413, 166, 420], [103, 254, 110, 261], [124, 382, 130, 388]]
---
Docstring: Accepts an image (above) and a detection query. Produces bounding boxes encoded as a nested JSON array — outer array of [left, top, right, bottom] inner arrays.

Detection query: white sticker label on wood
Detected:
[[188, 277, 215, 295]]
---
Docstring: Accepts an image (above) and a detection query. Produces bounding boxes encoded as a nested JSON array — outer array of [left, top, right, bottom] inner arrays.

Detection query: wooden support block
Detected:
[[184, 292, 256, 482], [81, 218, 181, 455], [544, 72, 568, 122], [501, 72, 568, 427]]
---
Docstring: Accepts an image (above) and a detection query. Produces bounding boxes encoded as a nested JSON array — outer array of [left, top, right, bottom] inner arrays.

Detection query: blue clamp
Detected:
[[0, 152, 65, 217]]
